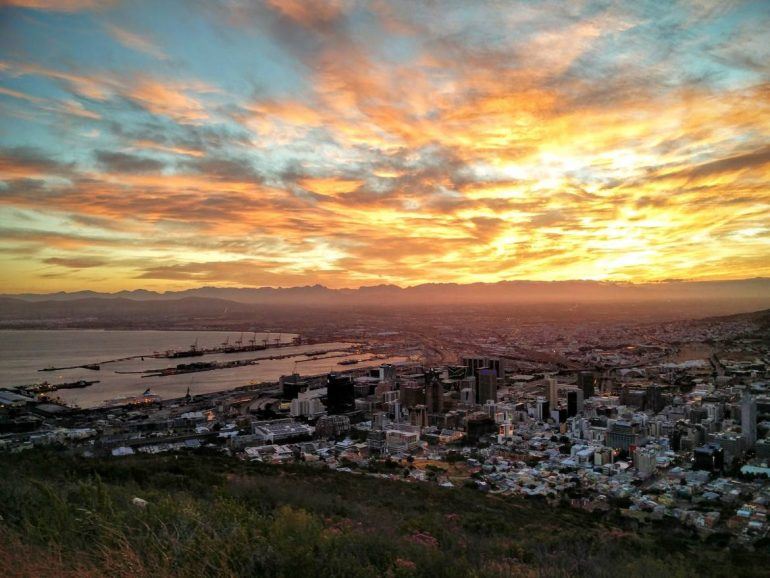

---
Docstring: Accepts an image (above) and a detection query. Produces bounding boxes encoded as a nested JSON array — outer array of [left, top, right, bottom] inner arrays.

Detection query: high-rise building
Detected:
[[290, 395, 324, 417], [400, 383, 426, 409], [477, 368, 497, 404], [633, 446, 658, 477], [462, 356, 502, 379], [741, 391, 757, 448], [425, 371, 444, 415], [567, 389, 584, 417], [370, 364, 396, 382], [606, 420, 645, 452], [547, 378, 559, 408], [326, 373, 355, 415], [280, 373, 308, 400], [694, 443, 724, 471], [315, 415, 351, 439], [466, 414, 496, 443], [577, 371, 596, 398], [535, 396, 549, 422], [410, 404, 428, 428], [647, 385, 666, 413]]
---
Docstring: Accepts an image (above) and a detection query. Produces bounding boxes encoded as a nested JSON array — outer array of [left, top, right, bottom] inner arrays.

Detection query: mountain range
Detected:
[[3, 278, 769, 306]]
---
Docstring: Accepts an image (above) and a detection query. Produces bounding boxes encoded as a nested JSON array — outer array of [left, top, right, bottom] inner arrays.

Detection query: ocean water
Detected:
[[0, 330, 403, 408]]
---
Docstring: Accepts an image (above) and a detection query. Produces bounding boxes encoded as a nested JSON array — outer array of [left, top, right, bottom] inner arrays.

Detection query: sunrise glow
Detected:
[[0, 0, 768, 292]]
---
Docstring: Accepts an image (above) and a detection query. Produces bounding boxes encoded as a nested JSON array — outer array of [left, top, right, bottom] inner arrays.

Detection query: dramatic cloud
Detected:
[[0, 0, 768, 292]]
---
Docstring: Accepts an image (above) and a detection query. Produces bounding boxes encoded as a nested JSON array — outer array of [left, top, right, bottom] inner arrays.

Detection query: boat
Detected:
[[102, 388, 162, 408], [21, 380, 99, 394]]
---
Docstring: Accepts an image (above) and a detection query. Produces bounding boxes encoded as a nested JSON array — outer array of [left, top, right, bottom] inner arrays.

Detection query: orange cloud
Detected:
[[131, 140, 205, 158], [125, 77, 212, 123], [299, 177, 362, 197], [264, 0, 349, 28], [104, 24, 168, 60], [0, 0, 116, 11]]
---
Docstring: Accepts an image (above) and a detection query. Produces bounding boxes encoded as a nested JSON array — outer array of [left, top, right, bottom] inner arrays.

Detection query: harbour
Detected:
[[0, 330, 406, 408]]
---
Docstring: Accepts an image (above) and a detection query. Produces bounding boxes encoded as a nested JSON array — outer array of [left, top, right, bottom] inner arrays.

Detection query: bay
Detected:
[[0, 330, 404, 408]]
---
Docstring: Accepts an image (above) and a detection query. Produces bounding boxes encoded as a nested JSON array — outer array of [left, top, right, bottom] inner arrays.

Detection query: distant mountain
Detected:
[[4, 278, 770, 306], [0, 296, 254, 320]]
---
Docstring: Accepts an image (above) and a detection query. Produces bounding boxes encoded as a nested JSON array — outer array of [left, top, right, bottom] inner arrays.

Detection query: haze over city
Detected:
[[1, 0, 769, 294]]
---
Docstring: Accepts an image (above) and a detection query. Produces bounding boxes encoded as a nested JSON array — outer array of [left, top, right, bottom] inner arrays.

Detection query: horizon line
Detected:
[[3, 276, 769, 296]]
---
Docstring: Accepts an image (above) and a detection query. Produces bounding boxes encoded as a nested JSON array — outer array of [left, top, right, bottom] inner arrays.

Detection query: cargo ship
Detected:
[[165, 338, 204, 358]]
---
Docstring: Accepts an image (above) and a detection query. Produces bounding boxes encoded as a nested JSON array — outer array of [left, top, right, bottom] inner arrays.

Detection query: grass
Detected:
[[0, 449, 766, 577]]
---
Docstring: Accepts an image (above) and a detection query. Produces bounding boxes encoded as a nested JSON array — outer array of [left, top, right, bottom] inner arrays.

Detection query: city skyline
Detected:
[[1, 0, 769, 293]]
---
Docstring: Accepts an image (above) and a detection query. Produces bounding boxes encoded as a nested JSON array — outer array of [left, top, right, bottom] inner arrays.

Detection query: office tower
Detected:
[[606, 421, 646, 452], [315, 415, 351, 439], [462, 356, 502, 379], [460, 387, 475, 406], [400, 383, 426, 409], [280, 373, 307, 400], [535, 396, 549, 422], [693, 443, 724, 471], [633, 446, 658, 476], [466, 414, 496, 444], [410, 404, 428, 428], [741, 391, 757, 448], [477, 368, 497, 404], [376, 364, 396, 381], [551, 408, 567, 424], [326, 373, 355, 415], [647, 385, 666, 413], [567, 389, 584, 417], [547, 377, 559, 408], [577, 371, 596, 398], [425, 371, 444, 415], [290, 395, 324, 418]]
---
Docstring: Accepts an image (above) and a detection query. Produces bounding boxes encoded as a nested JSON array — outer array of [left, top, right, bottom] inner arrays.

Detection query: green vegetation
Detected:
[[0, 450, 766, 577]]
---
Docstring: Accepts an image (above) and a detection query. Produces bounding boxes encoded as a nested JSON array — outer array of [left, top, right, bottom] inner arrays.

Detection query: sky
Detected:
[[0, 0, 768, 293]]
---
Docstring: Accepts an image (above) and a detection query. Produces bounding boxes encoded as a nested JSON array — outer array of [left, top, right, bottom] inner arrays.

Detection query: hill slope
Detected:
[[0, 451, 766, 577]]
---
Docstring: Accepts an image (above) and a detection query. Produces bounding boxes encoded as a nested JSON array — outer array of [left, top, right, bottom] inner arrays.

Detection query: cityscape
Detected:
[[1, 303, 770, 564], [2, 0, 770, 576]]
